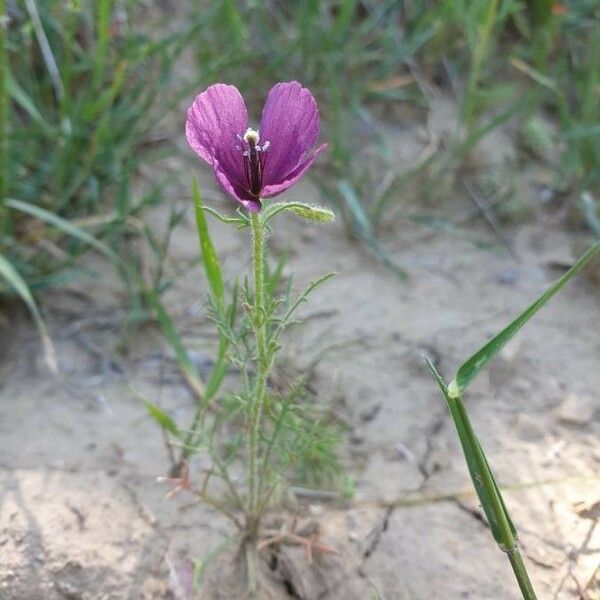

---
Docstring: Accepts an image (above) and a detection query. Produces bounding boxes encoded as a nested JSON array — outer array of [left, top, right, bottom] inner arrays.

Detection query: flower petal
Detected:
[[259, 82, 320, 188], [261, 143, 327, 198], [213, 160, 261, 212], [186, 84, 249, 191]]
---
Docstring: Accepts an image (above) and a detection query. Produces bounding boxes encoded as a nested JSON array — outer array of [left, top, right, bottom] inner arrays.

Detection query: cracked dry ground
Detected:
[[1, 182, 599, 599]]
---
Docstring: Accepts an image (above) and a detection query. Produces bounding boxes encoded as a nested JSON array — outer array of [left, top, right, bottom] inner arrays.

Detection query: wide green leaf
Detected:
[[450, 238, 600, 396]]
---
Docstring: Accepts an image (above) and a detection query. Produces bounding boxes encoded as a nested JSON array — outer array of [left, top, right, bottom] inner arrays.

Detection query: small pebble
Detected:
[[496, 268, 519, 285], [555, 393, 596, 427], [359, 404, 381, 422], [350, 428, 365, 445], [55, 580, 81, 600], [515, 414, 544, 442]]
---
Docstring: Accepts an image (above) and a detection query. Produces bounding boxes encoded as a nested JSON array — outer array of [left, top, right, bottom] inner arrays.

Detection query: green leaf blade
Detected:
[[337, 180, 408, 279], [143, 401, 180, 437], [192, 177, 224, 306], [145, 287, 205, 398], [263, 201, 335, 224], [425, 359, 516, 549], [0, 253, 57, 372], [454, 238, 600, 394], [7, 198, 118, 263]]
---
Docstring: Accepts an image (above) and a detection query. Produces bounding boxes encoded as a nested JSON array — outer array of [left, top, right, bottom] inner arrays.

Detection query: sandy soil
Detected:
[[1, 166, 599, 599], [2, 6, 600, 592]]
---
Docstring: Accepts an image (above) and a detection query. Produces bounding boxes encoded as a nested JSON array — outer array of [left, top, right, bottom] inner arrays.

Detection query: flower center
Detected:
[[238, 127, 270, 197]]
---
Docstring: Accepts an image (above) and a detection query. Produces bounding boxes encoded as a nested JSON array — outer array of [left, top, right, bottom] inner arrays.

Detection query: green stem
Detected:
[[94, 0, 113, 89], [508, 547, 538, 600], [175, 338, 228, 475], [0, 0, 8, 233], [579, 18, 600, 175], [247, 210, 268, 536], [245, 540, 259, 598], [462, 0, 500, 130]]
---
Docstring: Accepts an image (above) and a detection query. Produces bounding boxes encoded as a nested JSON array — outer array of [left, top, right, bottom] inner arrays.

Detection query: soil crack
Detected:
[[362, 506, 393, 560]]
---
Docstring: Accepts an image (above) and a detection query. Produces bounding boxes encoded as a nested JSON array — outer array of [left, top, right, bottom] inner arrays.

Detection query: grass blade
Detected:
[[425, 359, 514, 548], [451, 238, 600, 395], [93, 0, 114, 88], [337, 180, 407, 279], [7, 198, 118, 261], [7, 198, 143, 309], [0, 252, 56, 372], [580, 192, 600, 238], [144, 287, 205, 399], [425, 358, 537, 599], [0, 0, 7, 230], [7, 70, 53, 134], [23, 0, 65, 105]]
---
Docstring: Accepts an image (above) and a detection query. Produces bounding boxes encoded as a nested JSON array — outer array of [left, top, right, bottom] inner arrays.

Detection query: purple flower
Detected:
[[186, 81, 326, 212]]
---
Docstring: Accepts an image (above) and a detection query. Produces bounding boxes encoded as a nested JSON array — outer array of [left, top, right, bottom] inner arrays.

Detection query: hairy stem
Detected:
[[247, 210, 269, 537]]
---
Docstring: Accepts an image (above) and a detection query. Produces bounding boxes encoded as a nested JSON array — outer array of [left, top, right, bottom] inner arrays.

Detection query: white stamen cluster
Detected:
[[237, 128, 270, 156], [243, 127, 260, 145]]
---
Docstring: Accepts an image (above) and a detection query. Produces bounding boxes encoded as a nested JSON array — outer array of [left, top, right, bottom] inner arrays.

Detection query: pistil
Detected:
[[243, 128, 266, 197], [243, 127, 270, 198]]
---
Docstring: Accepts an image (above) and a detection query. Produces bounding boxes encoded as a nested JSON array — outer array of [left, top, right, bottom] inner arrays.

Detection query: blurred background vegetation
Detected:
[[1, 0, 600, 327]]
